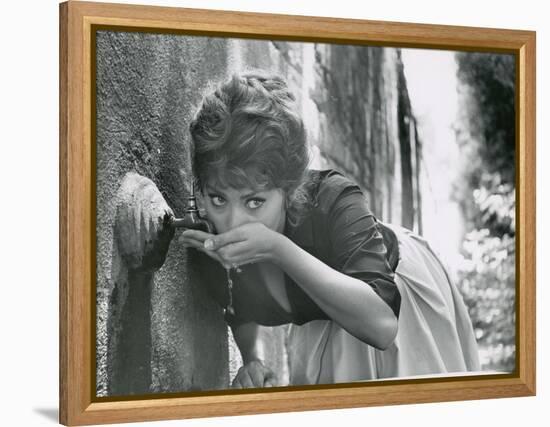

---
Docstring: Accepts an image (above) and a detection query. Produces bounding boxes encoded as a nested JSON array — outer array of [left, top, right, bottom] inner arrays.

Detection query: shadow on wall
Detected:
[[33, 408, 58, 423]]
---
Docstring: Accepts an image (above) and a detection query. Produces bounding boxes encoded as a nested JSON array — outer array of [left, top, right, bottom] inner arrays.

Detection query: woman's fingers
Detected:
[[178, 234, 204, 249], [204, 228, 247, 251], [180, 227, 266, 268], [189, 231, 253, 266], [217, 242, 251, 260], [247, 363, 266, 387], [232, 370, 253, 389], [181, 229, 214, 243], [218, 245, 265, 267], [262, 368, 277, 387], [179, 234, 231, 268], [181, 229, 231, 265], [232, 362, 269, 388]]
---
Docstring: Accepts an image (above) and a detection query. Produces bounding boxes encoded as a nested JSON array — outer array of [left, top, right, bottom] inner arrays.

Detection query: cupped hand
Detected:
[[200, 222, 284, 268], [178, 229, 230, 269], [231, 360, 278, 389]]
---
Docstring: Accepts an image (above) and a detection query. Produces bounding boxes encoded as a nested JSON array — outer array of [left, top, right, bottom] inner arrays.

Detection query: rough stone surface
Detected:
[[96, 31, 231, 395], [95, 32, 420, 395]]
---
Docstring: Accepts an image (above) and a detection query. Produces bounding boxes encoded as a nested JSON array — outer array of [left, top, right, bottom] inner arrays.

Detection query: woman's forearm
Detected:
[[272, 234, 398, 349], [231, 322, 264, 364]]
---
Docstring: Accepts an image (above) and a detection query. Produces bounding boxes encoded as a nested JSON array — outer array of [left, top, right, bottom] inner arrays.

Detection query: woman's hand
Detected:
[[231, 360, 278, 388], [178, 229, 230, 268], [114, 172, 175, 272], [203, 222, 285, 268], [178, 230, 232, 269], [180, 222, 285, 269]]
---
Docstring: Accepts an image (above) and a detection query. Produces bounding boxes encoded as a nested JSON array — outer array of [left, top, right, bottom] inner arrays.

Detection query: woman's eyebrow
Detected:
[[205, 186, 227, 196], [240, 191, 260, 200], [205, 185, 264, 199]]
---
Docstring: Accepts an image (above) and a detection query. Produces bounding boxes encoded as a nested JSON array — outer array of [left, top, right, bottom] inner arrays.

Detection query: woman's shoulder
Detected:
[[309, 169, 400, 271], [307, 169, 363, 212], [285, 169, 359, 244]]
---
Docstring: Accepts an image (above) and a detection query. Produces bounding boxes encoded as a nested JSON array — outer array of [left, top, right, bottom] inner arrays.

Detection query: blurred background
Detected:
[[401, 49, 516, 372], [95, 32, 516, 395], [453, 52, 516, 371]]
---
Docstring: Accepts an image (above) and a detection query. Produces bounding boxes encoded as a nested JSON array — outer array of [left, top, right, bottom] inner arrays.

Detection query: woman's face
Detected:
[[202, 181, 286, 234]]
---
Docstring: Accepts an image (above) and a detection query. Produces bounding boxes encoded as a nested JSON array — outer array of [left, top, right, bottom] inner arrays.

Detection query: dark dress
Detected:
[[195, 169, 401, 328], [194, 169, 480, 384]]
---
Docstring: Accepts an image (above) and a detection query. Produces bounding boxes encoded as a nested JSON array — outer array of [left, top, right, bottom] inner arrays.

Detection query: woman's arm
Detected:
[[231, 322, 263, 364], [181, 192, 399, 350], [230, 322, 278, 388], [271, 234, 398, 350], [196, 222, 398, 350]]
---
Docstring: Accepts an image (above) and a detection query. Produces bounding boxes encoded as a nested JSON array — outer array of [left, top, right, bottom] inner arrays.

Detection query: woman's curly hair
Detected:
[[189, 70, 315, 226]]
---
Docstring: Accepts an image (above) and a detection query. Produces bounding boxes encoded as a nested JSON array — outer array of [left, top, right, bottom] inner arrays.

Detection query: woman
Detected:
[[179, 71, 480, 388], [177, 70, 481, 387]]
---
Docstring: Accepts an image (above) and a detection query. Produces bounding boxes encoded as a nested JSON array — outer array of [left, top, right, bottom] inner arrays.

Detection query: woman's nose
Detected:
[[227, 205, 252, 229]]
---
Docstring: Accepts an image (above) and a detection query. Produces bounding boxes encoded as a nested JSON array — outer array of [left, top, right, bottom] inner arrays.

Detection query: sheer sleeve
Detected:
[[326, 185, 401, 317]]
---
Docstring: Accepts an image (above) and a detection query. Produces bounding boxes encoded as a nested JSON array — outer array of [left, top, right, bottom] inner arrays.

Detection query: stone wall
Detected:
[[95, 31, 232, 396], [95, 31, 421, 396]]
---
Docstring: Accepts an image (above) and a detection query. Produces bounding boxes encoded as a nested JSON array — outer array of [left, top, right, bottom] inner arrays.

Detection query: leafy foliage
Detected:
[[457, 176, 515, 371], [456, 53, 515, 183], [454, 53, 516, 371]]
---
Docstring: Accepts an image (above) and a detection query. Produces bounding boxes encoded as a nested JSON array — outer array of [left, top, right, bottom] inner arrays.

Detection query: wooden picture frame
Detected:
[[59, 0, 536, 425]]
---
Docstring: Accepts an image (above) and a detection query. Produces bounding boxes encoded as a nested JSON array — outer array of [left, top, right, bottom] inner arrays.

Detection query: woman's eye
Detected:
[[210, 195, 226, 207], [246, 198, 265, 209]]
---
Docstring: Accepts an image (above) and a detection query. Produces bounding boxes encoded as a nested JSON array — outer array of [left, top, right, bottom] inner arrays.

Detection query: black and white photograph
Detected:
[[94, 30, 516, 397], [4, 0, 548, 425]]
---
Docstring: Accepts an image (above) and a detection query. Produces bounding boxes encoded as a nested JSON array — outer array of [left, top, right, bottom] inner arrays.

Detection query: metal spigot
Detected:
[[170, 194, 215, 233]]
